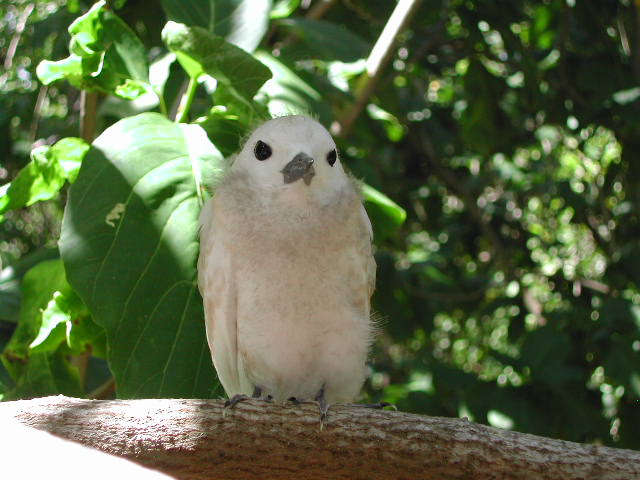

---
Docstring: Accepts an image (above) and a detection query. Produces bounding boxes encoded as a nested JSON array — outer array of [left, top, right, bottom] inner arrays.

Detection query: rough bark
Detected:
[[1, 395, 639, 480]]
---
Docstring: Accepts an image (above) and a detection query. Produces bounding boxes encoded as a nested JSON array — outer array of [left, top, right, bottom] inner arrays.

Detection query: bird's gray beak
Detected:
[[281, 152, 315, 186]]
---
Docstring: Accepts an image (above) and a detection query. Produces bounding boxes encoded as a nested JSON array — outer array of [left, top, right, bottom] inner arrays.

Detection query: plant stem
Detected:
[[157, 89, 169, 117], [175, 77, 198, 123], [88, 377, 116, 399], [80, 91, 98, 142]]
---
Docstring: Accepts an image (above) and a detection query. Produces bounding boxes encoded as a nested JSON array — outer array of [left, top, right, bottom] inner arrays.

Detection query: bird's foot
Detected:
[[279, 386, 334, 430], [223, 394, 249, 417], [223, 386, 271, 417], [315, 386, 330, 431], [282, 388, 330, 430], [283, 396, 304, 406]]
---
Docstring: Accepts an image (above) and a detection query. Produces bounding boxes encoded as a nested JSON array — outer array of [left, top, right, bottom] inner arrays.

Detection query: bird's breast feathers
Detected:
[[198, 115, 376, 403]]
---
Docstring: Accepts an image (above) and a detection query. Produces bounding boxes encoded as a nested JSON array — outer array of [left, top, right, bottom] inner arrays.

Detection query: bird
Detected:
[[197, 115, 376, 421]]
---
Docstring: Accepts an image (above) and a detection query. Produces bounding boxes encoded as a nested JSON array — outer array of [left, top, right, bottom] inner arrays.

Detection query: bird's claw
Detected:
[[223, 394, 250, 417], [282, 396, 303, 407], [281, 388, 331, 430], [223, 386, 274, 417], [315, 386, 330, 431]]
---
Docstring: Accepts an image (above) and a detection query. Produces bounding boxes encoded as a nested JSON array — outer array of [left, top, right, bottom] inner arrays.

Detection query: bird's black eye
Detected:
[[326, 149, 337, 167], [254, 140, 272, 161]]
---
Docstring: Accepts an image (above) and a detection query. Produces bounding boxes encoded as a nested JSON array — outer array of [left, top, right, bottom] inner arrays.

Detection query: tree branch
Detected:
[[1, 396, 639, 480], [334, 0, 422, 138]]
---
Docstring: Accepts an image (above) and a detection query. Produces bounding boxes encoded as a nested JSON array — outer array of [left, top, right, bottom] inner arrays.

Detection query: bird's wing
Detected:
[[360, 204, 377, 299], [198, 199, 240, 396]]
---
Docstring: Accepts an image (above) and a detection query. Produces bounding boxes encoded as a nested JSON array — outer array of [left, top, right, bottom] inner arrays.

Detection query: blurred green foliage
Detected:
[[1, 0, 639, 451]]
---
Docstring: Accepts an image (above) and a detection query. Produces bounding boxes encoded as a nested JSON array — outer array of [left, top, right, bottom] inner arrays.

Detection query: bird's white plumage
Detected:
[[198, 115, 375, 403]]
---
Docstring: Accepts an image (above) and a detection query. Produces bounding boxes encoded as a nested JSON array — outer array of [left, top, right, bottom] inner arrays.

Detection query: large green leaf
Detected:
[[159, 0, 272, 52], [162, 21, 272, 101], [59, 112, 221, 398], [36, 0, 150, 99]]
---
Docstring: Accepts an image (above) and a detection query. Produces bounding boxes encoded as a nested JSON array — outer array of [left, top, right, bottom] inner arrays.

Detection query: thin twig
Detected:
[[306, 0, 337, 20], [3, 3, 35, 71], [70, 349, 91, 388], [29, 85, 48, 144], [334, 0, 422, 138]]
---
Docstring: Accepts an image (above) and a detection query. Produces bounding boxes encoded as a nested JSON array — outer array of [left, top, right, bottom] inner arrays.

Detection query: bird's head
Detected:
[[232, 116, 348, 196]]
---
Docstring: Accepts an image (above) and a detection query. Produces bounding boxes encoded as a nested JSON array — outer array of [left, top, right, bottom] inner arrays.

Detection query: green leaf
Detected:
[[2, 260, 68, 363], [29, 292, 69, 353], [271, 0, 300, 19], [254, 51, 331, 120], [160, 0, 272, 52], [1, 257, 100, 362], [1, 259, 84, 400], [36, 55, 83, 85], [0, 249, 59, 325], [198, 108, 252, 157], [362, 183, 406, 239], [29, 288, 96, 355], [367, 104, 405, 142], [114, 79, 156, 101], [0, 138, 89, 217], [162, 21, 272, 101], [36, 1, 150, 99], [1, 351, 83, 400], [278, 18, 369, 62], [59, 112, 222, 398], [99, 54, 172, 118], [68, 312, 106, 356]]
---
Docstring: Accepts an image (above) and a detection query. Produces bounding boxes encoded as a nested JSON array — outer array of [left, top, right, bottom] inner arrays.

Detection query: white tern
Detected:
[[198, 115, 376, 419]]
